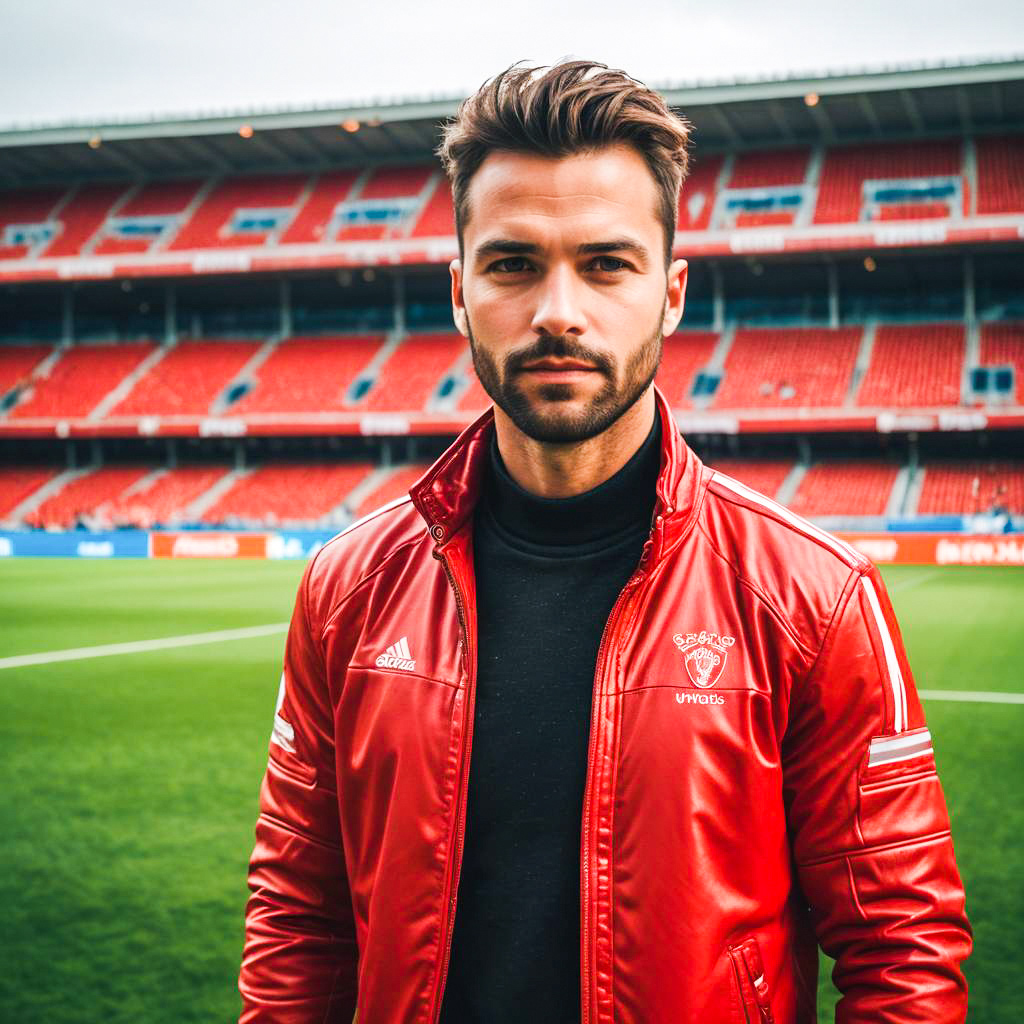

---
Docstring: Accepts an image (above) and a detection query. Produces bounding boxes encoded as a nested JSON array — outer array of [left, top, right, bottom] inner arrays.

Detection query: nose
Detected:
[[530, 263, 588, 338]]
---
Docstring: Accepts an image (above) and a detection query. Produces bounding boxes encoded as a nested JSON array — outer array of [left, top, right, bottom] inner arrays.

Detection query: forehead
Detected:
[[463, 144, 662, 246]]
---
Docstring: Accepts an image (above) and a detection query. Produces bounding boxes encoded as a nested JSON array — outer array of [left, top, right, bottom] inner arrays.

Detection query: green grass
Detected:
[[0, 560, 1021, 1022]]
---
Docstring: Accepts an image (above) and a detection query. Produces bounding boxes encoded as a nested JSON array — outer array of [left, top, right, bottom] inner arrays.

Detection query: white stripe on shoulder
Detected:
[[860, 575, 909, 733], [869, 729, 932, 766], [710, 472, 861, 567], [333, 494, 412, 542]]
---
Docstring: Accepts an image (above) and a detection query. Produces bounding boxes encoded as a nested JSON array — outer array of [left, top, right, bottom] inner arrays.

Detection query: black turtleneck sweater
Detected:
[[439, 413, 662, 1023]]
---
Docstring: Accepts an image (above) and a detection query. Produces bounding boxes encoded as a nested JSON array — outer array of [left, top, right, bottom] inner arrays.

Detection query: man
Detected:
[[239, 61, 971, 1023]]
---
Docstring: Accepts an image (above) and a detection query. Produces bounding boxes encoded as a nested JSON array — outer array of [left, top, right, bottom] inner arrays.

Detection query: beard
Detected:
[[467, 318, 663, 444]]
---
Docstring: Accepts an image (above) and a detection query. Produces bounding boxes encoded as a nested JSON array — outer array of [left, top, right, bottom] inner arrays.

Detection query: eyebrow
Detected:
[[474, 237, 651, 268]]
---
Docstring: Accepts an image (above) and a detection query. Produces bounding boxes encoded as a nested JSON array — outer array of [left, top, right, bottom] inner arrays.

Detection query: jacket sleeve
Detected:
[[781, 563, 971, 1023], [238, 560, 358, 1022]]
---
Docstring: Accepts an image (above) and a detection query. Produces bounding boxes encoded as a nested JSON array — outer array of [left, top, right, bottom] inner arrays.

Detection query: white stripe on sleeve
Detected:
[[860, 576, 909, 734]]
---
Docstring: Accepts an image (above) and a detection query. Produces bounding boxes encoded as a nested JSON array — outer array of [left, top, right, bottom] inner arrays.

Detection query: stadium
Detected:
[[1, 55, 1022, 1022]]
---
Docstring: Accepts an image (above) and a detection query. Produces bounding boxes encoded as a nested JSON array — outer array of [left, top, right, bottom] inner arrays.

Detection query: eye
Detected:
[[489, 256, 532, 273], [590, 255, 628, 272]]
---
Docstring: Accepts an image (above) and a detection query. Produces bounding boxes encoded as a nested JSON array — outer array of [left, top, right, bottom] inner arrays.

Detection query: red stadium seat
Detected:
[[813, 140, 962, 224], [788, 461, 900, 516], [41, 183, 130, 258], [200, 463, 373, 526], [978, 322, 1024, 403], [363, 333, 465, 411], [917, 461, 1024, 515], [10, 342, 156, 419], [107, 466, 231, 527], [728, 149, 810, 188], [170, 174, 309, 251], [0, 186, 68, 260], [93, 180, 203, 255], [677, 155, 724, 232], [713, 327, 862, 409], [110, 339, 262, 417], [280, 170, 360, 245], [975, 135, 1024, 215], [352, 464, 429, 517], [230, 335, 383, 414], [655, 331, 719, 408], [0, 466, 59, 522], [0, 344, 53, 402], [705, 459, 793, 500], [855, 324, 964, 407], [26, 465, 151, 528]]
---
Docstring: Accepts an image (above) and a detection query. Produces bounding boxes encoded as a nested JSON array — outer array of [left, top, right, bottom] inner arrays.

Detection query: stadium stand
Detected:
[[655, 330, 720, 408], [813, 140, 962, 223], [41, 183, 128, 258], [229, 334, 383, 414], [169, 174, 308, 250], [0, 466, 58, 522], [855, 324, 964, 407], [334, 166, 434, 242], [10, 342, 156, 419], [363, 333, 465, 411], [352, 464, 429, 518], [677, 154, 724, 231], [788, 461, 900, 516], [728, 148, 811, 188], [0, 344, 52, 405], [705, 459, 793, 500], [411, 177, 456, 238], [26, 465, 151, 528], [0, 186, 67, 260], [109, 339, 263, 417], [280, 170, 360, 245], [456, 367, 492, 414], [975, 135, 1024, 215], [200, 462, 372, 525], [93, 179, 203, 255], [713, 327, 862, 409], [917, 460, 1024, 515], [107, 466, 231, 527], [978, 322, 1024, 403]]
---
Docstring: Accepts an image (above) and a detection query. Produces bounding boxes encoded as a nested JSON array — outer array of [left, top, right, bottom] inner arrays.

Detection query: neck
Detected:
[[493, 387, 657, 499]]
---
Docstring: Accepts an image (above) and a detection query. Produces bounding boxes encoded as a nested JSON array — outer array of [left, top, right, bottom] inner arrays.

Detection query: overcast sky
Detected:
[[1, 0, 1022, 129]]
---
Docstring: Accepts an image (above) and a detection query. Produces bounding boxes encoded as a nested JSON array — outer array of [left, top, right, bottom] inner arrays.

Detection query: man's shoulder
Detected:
[[303, 494, 429, 615], [698, 469, 871, 644]]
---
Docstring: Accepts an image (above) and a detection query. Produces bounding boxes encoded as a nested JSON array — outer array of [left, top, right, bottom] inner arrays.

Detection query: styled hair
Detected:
[[437, 60, 692, 264]]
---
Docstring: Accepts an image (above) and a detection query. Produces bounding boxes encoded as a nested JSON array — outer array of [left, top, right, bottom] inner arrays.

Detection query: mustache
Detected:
[[504, 334, 614, 376]]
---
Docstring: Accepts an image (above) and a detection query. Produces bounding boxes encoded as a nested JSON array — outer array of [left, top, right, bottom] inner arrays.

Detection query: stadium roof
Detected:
[[1, 56, 1022, 186]]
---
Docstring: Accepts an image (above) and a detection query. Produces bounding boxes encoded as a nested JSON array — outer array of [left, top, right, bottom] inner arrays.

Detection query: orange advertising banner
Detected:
[[150, 532, 269, 558], [837, 533, 1024, 566]]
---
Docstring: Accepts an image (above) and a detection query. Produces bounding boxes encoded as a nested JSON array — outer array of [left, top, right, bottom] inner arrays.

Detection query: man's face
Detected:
[[450, 144, 687, 444]]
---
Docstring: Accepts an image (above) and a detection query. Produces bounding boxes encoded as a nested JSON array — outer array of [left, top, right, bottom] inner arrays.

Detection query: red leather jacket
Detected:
[[240, 388, 971, 1023]]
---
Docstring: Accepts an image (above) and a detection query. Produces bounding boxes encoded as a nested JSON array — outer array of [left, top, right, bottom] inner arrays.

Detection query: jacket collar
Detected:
[[410, 384, 704, 560]]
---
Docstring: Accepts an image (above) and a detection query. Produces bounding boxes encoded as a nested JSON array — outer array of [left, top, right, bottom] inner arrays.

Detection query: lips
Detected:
[[519, 358, 598, 372]]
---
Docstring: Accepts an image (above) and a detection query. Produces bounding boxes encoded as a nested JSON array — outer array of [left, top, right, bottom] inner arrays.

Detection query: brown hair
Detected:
[[438, 60, 692, 264]]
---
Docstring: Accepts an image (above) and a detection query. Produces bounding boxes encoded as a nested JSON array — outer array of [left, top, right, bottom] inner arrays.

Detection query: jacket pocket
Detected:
[[728, 937, 774, 1024]]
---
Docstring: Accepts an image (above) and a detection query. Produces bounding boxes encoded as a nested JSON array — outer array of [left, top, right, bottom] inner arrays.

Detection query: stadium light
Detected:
[[238, 124, 254, 139], [87, 134, 102, 149], [342, 119, 361, 133], [804, 92, 820, 107], [864, 256, 877, 271]]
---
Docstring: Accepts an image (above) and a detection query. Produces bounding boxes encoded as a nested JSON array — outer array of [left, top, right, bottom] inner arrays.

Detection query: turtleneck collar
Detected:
[[482, 411, 662, 549]]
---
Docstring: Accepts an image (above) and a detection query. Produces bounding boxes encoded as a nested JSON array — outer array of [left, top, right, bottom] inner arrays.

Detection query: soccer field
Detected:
[[1, 559, 1021, 1022]]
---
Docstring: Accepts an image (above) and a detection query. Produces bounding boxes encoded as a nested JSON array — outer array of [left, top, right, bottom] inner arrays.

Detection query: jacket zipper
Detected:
[[579, 565, 647, 1024], [430, 547, 475, 1024], [579, 514, 663, 1024]]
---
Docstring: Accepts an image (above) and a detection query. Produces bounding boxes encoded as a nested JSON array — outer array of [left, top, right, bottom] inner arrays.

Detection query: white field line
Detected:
[[0, 623, 288, 670], [888, 568, 945, 593], [918, 689, 1024, 705]]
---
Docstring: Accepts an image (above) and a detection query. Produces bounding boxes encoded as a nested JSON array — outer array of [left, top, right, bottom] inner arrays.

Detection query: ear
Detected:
[[662, 258, 688, 336], [450, 258, 469, 338]]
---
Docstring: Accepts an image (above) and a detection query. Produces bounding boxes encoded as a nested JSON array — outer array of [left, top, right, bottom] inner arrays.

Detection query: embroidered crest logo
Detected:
[[673, 630, 735, 689]]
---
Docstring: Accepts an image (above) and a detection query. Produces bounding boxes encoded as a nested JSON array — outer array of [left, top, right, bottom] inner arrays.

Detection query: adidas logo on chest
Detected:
[[376, 636, 416, 672]]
